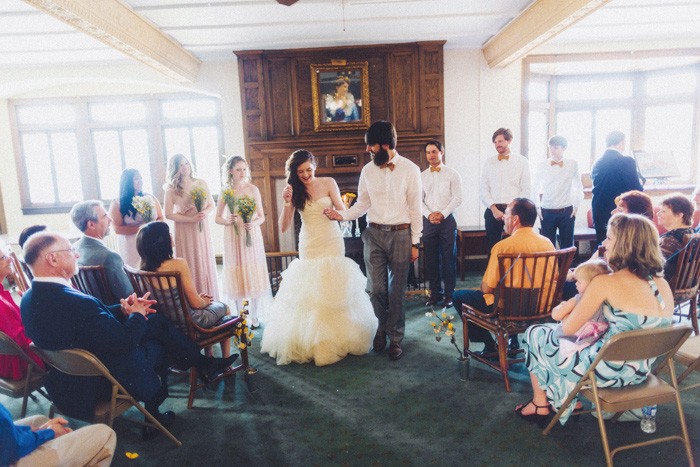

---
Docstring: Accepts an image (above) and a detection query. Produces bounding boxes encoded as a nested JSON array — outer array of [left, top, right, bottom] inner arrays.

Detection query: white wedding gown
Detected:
[[260, 196, 378, 366]]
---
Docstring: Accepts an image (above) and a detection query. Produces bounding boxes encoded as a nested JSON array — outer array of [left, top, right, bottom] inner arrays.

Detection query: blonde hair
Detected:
[[574, 259, 612, 284], [222, 155, 248, 187], [166, 154, 197, 197], [606, 213, 664, 279]]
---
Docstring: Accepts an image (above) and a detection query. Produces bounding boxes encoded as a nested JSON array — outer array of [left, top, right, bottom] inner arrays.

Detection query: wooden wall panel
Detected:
[[234, 42, 445, 251]]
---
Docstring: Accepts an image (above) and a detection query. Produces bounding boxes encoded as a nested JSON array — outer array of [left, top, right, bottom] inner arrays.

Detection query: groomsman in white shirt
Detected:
[[421, 140, 463, 307], [532, 135, 584, 248], [324, 121, 422, 361], [480, 128, 531, 253]]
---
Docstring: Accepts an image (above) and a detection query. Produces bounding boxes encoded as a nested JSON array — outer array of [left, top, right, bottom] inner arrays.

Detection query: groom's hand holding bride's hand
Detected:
[[323, 208, 343, 221]]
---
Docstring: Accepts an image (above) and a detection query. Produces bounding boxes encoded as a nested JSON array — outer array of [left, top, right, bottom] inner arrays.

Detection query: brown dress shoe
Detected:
[[388, 342, 403, 360], [373, 331, 387, 352]]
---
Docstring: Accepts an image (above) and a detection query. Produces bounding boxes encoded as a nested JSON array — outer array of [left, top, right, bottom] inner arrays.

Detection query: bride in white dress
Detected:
[[260, 150, 378, 366]]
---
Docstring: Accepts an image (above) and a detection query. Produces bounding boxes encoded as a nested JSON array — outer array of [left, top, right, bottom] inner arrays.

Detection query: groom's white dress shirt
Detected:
[[342, 153, 423, 245]]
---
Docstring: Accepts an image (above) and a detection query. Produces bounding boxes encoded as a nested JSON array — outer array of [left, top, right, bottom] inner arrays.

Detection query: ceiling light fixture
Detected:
[[276, 0, 299, 5]]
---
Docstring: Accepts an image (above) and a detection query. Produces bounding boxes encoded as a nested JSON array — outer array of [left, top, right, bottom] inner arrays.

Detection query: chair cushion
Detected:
[[675, 335, 700, 367], [580, 374, 677, 413]]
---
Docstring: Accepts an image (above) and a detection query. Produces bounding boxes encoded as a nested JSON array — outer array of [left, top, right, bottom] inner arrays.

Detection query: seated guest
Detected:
[[0, 241, 45, 380], [452, 198, 555, 354], [1, 401, 115, 467], [20, 232, 237, 434], [18, 225, 47, 250], [610, 190, 654, 220], [517, 213, 672, 426], [657, 194, 696, 280], [70, 200, 133, 304], [137, 222, 231, 358]]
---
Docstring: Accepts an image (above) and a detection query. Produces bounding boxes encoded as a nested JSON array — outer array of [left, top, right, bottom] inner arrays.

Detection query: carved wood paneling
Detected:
[[390, 52, 417, 132], [266, 58, 293, 137]]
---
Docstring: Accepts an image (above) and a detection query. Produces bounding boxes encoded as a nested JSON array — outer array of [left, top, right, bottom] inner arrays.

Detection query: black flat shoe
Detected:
[[515, 400, 553, 428]]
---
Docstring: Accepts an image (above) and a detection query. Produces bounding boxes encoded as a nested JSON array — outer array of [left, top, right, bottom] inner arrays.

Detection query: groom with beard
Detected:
[[324, 121, 422, 360]]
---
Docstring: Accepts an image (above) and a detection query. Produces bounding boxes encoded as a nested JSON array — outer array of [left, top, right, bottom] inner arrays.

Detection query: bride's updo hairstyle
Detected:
[[137, 221, 174, 271], [606, 213, 664, 280], [285, 149, 315, 211]]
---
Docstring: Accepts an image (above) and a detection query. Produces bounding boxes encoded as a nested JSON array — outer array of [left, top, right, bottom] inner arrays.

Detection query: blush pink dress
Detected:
[[168, 186, 220, 300]]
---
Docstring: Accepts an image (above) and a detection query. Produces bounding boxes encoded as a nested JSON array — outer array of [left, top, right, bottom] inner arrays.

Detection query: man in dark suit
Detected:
[[70, 200, 133, 304], [20, 232, 237, 436], [591, 130, 643, 245]]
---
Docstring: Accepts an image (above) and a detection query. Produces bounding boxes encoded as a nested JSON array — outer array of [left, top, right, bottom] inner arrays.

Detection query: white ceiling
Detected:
[[0, 0, 698, 70]]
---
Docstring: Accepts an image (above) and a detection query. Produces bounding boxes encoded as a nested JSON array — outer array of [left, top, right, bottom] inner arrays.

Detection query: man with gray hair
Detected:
[[70, 200, 133, 304]]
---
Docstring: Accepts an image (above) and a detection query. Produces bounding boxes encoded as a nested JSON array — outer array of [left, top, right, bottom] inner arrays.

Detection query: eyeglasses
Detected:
[[46, 246, 77, 257]]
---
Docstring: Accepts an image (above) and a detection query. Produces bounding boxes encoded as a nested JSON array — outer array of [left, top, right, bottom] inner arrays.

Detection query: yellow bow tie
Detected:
[[379, 162, 395, 171], [430, 167, 441, 173], [497, 154, 509, 161], [550, 160, 563, 167]]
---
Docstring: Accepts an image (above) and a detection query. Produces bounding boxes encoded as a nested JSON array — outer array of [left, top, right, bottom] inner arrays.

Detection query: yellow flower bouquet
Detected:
[[426, 307, 463, 359], [236, 194, 256, 247], [234, 300, 254, 350], [131, 195, 154, 223], [190, 187, 207, 232], [221, 187, 239, 237]]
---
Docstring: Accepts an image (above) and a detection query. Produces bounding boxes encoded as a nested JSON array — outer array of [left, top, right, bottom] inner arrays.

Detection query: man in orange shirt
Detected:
[[451, 198, 555, 354]]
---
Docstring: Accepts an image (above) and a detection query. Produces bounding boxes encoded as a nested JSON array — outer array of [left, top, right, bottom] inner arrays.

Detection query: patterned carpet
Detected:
[[2, 271, 699, 466]]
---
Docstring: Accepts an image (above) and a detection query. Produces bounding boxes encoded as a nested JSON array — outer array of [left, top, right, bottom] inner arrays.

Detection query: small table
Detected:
[[457, 225, 488, 280]]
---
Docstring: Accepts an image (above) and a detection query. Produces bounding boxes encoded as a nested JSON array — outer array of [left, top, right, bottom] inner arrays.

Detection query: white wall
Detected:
[[0, 49, 524, 252]]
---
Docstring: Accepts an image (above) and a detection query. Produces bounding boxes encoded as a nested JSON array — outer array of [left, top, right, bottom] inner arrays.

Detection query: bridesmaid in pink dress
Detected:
[[164, 154, 219, 300], [215, 156, 272, 327], [109, 169, 164, 268]]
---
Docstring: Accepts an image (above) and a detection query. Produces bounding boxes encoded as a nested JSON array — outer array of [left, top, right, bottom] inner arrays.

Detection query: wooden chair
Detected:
[[543, 325, 694, 467], [0, 331, 48, 417], [667, 234, 700, 335], [461, 247, 576, 392], [70, 265, 116, 306], [8, 251, 31, 294], [673, 334, 700, 392], [124, 266, 250, 408], [30, 345, 181, 447]]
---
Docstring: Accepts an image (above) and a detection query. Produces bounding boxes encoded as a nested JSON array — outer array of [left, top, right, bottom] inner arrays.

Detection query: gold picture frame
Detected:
[[310, 61, 370, 132]]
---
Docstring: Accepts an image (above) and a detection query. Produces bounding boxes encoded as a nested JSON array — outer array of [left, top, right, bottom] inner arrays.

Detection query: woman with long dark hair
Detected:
[[109, 169, 163, 267], [260, 150, 377, 366], [215, 155, 272, 327], [137, 222, 230, 358]]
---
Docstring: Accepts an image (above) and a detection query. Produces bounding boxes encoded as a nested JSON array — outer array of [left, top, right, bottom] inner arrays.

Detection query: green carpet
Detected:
[[3, 272, 699, 466]]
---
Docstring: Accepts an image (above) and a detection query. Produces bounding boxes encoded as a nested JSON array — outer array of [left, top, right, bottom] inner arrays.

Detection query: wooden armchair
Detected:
[[8, 251, 31, 294], [71, 265, 116, 306], [124, 266, 250, 408], [668, 234, 700, 335], [31, 345, 181, 447], [462, 247, 576, 392]]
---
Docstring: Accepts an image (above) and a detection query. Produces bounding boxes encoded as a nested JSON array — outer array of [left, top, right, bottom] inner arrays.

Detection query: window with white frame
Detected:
[[10, 94, 224, 214]]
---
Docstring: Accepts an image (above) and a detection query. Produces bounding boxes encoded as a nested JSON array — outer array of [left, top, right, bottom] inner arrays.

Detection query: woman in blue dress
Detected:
[[516, 213, 674, 426]]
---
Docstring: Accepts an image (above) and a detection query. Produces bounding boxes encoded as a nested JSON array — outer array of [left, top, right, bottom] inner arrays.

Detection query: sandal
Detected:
[[515, 400, 553, 428]]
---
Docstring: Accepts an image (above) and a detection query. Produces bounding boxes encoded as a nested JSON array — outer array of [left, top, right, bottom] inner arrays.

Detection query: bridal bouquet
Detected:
[[236, 195, 256, 247], [234, 300, 254, 350], [220, 187, 240, 237], [190, 187, 207, 232], [131, 195, 154, 223], [426, 307, 463, 359]]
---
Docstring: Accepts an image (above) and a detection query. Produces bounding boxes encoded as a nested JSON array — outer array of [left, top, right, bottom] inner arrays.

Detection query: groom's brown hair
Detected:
[[365, 121, 397, 149]]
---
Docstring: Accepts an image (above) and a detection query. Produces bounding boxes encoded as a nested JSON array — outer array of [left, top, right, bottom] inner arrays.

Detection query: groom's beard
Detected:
[[372, 147, 390, 166]]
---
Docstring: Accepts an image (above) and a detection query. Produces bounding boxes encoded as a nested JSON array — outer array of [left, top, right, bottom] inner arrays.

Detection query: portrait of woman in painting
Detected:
[[323, 75, 360, 122]]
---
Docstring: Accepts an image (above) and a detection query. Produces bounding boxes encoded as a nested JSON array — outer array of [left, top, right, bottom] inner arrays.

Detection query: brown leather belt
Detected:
[[369, 222, 410, 231], [541, 206, 573, 214]]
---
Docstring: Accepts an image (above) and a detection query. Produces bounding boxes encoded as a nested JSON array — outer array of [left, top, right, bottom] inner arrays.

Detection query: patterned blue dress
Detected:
[[524, 278, 672, 424]]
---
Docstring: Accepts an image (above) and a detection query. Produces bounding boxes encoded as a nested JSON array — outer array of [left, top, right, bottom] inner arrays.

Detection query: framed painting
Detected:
[[310, 61, 370, 132]]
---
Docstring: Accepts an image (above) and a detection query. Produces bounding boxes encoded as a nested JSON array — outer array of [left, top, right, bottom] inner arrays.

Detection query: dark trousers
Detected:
[[484, 207, 506, 254], [363, 227, 412, 343], [593, 211, 611, 246], [423, 214, 457, 297], [540, 207, 575, 248], [451, 289, 496, 346]]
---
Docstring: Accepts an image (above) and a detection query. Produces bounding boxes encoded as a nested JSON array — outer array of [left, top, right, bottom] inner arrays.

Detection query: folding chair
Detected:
[[674, 334, 700, 392], [30, 345, 181, 447], [0, 331, 48, 417], [543, 324, 694, 466]]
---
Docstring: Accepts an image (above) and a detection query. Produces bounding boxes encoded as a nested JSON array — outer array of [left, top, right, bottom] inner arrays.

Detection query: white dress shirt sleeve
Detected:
[[480, 160, 495, 209], [408, 165, 423, 244], [342, 167, 370, 221], [441, 170, 463, 218], [519, 159, 531, 200]]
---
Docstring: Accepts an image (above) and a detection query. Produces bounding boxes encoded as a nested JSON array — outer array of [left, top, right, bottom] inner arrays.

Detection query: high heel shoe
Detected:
[[515, 399, 553, 428]]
